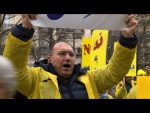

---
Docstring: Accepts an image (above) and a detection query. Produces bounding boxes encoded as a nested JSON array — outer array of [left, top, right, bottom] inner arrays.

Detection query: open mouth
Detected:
[[63, 64, 71, 68]]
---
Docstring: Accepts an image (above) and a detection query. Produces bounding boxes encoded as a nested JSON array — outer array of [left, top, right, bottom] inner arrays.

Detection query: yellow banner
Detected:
[[90, 30, 108, 71], [114, 42, 137, 77], [81, 37, 91, 68], [137, 76, 150, 99]]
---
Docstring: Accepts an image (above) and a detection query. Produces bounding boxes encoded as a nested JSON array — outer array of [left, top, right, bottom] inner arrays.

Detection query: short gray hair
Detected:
[[48, 41, 74, 55], [0, 56, 17, 98]]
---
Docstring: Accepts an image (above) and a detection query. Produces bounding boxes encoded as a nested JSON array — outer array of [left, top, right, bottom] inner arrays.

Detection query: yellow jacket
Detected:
[[3, 32, 136, 99]]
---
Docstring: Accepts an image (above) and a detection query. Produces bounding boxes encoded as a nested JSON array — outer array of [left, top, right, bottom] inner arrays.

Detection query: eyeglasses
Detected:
[[54, 51, 75, 58]]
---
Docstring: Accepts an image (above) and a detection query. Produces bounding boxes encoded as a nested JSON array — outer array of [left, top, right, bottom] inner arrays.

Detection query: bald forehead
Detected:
[[53, 42, 73, 51]]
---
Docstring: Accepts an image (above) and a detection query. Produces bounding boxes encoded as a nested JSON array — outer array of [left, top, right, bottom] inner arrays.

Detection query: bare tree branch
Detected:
[[0, 14, 5, 27], [0, 17, 21, 37]]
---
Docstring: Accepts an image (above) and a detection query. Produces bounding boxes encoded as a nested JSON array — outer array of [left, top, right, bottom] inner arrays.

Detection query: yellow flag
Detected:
[[137, 76, 150, 99], [90, 30, 108, 71], [82, 37, 91, 68], [114, 42, 137, 77]]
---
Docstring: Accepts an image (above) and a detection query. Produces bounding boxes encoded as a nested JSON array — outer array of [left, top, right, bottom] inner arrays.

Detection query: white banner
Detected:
[[30, 14, 128, 30]]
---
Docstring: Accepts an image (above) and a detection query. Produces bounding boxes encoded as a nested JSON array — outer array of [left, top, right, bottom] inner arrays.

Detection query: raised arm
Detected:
[[91, 14, 138, 93], [3, 14, 38, 97]]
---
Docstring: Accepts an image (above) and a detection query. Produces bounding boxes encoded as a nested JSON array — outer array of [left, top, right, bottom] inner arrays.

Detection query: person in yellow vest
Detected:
[[3, 14, 138, 99], [126, 69, 147, 99], [115, 76, 137, 99], [115, 80, 128, 99]]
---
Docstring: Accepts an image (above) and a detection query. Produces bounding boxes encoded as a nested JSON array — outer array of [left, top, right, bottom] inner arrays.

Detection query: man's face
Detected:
[[48, 42, 76, 78]]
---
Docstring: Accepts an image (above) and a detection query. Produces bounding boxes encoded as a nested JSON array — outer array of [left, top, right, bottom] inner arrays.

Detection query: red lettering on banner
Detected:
[[93, 32, 103, 51], [83, 44, 91, 55]]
